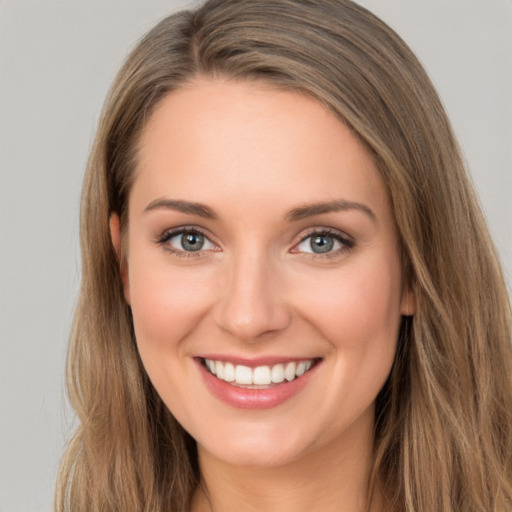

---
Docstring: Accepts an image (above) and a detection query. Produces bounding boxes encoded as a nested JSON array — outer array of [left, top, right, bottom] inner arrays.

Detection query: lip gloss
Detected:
[[195, 358, 319, 410]]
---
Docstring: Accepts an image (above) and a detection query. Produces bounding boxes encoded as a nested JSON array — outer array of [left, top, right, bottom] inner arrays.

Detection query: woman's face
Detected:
[[118, 79, 413, 468]]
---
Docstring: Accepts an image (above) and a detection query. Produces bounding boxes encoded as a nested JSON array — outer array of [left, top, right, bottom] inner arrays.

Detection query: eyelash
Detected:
[[156, 227, 217, 258], [293, 228, 355, 259], [156, 226, 355, 259]]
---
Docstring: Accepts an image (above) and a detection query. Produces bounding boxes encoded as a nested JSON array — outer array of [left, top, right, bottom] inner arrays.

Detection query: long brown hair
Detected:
[[56, 1, 512, 510]]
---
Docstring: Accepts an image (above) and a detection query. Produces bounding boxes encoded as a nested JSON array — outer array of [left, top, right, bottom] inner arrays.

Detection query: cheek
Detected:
[[127, 259, 214, 358], [294, 257, 403, 351]]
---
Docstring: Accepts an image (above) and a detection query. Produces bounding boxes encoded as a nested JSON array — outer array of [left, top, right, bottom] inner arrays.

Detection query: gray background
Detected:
[[1, 1, 510, 510]]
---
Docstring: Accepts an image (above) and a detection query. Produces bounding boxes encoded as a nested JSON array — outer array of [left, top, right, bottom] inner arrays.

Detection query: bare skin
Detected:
[[190, 410, 385, 512]]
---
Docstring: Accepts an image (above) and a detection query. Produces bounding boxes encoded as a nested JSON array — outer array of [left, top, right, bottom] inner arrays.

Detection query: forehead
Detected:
[[133, 78, 390, 221]]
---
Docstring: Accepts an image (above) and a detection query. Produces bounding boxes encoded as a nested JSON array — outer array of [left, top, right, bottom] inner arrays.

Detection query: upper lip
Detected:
[[196, 355, 321, 367]]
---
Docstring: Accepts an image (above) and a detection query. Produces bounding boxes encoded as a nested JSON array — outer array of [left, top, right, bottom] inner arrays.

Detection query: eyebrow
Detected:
[[143, 197, 376, 223], [285, 199, 377, 223], [144, 198, 217, 219]]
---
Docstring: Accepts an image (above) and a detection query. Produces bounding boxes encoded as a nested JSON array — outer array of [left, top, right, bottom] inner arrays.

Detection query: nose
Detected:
[[214, 248, 292, 342]]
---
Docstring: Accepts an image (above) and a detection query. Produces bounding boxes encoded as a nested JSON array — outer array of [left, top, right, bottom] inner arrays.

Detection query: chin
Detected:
[[197, 428, 311, 468]]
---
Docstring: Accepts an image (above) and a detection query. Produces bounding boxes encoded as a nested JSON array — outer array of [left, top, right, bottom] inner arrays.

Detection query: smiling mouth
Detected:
[[202, 358, 319, 388]]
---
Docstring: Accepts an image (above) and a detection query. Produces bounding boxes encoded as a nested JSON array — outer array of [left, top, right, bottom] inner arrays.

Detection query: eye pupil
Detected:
[[311, 235, 334, 253], [182, 232, 204, 251]]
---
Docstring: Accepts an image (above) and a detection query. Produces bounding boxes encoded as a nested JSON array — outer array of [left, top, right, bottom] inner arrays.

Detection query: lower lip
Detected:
[[196, 359, 319, 410]]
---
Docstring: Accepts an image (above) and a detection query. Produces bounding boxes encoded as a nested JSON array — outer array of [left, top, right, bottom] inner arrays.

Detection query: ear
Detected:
[[109, 213, 130, 304], [400, 282, 416, 316]]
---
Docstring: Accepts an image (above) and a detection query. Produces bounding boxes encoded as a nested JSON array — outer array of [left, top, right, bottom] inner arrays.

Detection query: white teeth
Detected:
[[204, 358, 316, 386], [253, 366, 271, 385], [271, 364, 285, 383], [215, 360, 224, 379], [223, 362, 235, 382], [285, 362, 296, 381], [296, 361, 306, 377], [235, 365, 253, 385]]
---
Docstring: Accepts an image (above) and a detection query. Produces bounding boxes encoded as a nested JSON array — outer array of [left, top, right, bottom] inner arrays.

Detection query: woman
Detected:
[[56, 0, 512, 511]]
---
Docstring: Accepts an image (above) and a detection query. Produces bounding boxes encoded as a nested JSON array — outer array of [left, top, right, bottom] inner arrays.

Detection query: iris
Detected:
[[181, 232, 205, 251], [310, 234, 334, 253]]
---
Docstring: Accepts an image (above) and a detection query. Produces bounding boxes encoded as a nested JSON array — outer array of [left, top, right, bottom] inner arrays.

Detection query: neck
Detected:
[[190, 415, 385, 512]]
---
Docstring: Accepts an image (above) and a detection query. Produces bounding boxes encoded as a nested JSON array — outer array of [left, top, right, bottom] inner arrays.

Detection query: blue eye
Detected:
[[160, 229, 216, 254], [309, 234, 336, 253], [177, 232, 205, 251], [295, 230, 352, 255]]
